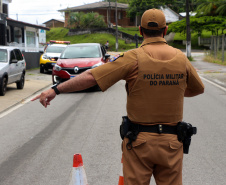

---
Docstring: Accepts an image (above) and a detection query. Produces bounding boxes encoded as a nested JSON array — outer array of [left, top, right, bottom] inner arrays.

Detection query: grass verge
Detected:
[[204, 51, 226, 66], [46, 27, 137, 51]]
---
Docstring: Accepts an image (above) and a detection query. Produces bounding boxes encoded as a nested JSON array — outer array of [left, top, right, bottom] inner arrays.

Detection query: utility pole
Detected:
[[0, 0, 2, 13], [108, 0, 111, 28], [186, 0, 191, 58], [115, 0, 118, 51]]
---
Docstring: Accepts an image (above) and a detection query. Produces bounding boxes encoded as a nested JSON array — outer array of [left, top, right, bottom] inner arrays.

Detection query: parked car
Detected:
[[39, 40, 70, 73], [52, 43, 110, 87], [0, 46, 26, 96]]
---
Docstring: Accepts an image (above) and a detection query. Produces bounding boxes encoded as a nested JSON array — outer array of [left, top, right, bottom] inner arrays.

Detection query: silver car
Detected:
[[0, 46, 26, 96]]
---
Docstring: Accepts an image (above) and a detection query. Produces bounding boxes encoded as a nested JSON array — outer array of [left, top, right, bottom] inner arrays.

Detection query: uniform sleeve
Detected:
[[186, 59, 205, 95], [91, 50, 137, 91]]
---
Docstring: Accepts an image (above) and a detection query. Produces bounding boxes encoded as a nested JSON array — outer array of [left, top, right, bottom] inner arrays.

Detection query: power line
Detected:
[[9, 12, 62, 16]]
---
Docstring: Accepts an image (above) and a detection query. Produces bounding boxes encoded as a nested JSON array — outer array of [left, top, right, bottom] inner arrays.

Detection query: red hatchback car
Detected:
[[52, 43, 110, 85]]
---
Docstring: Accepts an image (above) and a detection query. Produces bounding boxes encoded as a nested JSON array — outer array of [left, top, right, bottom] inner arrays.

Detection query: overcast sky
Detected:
[[8, 0, 100, 25]]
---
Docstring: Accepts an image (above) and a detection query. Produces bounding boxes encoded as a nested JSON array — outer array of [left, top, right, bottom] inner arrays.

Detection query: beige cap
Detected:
[[141, 9, 166, 30]]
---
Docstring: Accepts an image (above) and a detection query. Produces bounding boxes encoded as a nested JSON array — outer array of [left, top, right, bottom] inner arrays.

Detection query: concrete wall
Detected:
[[22, 51, 42, 70]]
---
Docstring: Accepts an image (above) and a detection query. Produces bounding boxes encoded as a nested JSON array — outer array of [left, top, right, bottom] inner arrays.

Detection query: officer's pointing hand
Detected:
[[31, 89, 56, 108]]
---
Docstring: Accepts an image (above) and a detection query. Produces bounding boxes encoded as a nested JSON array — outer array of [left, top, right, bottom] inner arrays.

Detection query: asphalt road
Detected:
[[0, 79, 226, 185], [0, 53, 226, 185]]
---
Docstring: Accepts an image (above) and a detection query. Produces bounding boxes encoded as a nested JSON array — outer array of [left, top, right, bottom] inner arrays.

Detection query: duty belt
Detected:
[[120, 116, 196, 153], [137, 124, 177, 135]]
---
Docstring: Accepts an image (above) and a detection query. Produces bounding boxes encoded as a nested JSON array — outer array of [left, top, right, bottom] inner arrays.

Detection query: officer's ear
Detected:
[[163, 26, 168, 37], [139, 26, 143, 36]]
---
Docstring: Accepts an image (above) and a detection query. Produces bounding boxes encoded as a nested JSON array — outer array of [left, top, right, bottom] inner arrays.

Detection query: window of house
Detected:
[[118, 12, 123, 20], [14, 29, 21, 43], [26, 31, 35, 46], [3, 4, 8, 15]]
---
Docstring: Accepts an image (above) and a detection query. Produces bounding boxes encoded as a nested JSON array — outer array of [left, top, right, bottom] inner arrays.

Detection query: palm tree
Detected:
[[196, 0, 226, 16], [196, 0, 219, 16], [216, 0, 226, 16]]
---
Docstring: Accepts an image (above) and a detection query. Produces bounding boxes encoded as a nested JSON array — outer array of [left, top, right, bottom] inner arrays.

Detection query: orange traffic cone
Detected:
[[118, 155, 124, 185], [69, 154, 88, 185]]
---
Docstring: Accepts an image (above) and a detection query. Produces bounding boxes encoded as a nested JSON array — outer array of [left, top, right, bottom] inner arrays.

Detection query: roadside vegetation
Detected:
[[46, 27, 136, 51], [67, 12, 106, 29], [204, 51, 226, 65], [46, 0, 226, 63], [46, 27, 225, 63]]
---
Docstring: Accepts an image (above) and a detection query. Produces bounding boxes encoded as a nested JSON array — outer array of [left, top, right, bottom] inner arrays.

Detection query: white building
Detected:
[[0, 0, 49, 51]]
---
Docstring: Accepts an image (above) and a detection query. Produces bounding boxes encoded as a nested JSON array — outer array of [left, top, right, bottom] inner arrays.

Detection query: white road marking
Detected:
[[200, 76, 226, 92]]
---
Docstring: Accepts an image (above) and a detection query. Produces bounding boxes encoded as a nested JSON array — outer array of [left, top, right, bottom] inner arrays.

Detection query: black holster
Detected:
[[120, 116, 139, 150], [177, 121, 197, 154], [120, 117, 197, 153]]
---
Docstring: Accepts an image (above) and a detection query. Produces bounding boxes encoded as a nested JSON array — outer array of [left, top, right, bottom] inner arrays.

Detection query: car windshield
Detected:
[[46, 46, 66, 53], [0, 49, 7, 63], [61, 45, 101, 59]]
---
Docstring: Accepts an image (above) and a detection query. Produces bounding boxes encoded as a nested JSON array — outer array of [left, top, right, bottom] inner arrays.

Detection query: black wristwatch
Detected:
[[51, 84, 60, 95]]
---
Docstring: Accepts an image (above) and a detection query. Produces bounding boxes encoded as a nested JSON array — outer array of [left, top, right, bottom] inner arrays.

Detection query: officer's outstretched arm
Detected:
[[31, 70, 97, 107], [184, 88, 204, 97], [57, 69, 97, 93]]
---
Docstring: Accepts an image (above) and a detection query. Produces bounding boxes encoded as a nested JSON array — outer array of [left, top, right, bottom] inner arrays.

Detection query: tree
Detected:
[[127, 0, 199, 18], [216, 0, 226, 16], [196, 0, 219, 16], [81, 12, 107, 29], [196, 0, 226, 16], [103, 0, 199, 16], [127, 0, 162, 17], [168, 16, 226, 36], [68, 12, 107, 29], [68, 12, 84, 28]]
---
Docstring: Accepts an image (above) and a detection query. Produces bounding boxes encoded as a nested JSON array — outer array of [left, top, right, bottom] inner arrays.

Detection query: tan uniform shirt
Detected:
[[91, 37, 204, 125]]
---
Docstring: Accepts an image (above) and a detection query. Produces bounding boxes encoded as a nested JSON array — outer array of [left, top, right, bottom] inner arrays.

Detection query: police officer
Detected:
[[32, 9, 204, 185], [105, 40, 109, 50]]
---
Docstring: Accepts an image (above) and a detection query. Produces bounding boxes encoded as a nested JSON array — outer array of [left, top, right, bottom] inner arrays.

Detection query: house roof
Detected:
[[43, 19, 65, 24], [7, 18, 50, 30], [161, 7, 181, 23], [58, 2, 128, 12], [179, 12, 197, 17]]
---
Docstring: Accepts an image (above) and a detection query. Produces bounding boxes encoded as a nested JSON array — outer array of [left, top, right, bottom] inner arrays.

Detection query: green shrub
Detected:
[[68, 12, 106, 29]]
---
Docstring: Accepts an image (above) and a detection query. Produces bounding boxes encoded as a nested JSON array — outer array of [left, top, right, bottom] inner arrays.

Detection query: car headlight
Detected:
[[54, 64, 62, 71], [42, 54, 48, 59], [92, 62, 103, 69]]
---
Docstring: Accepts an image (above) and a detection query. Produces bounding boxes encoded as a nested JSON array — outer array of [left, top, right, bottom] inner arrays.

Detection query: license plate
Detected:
[[51, 63, 56, 66], [70, 75, 75, 78]]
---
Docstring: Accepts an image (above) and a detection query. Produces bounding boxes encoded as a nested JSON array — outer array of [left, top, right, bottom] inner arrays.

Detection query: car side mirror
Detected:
[[105, 53, 111, 60], [11, 59, 18, 63]]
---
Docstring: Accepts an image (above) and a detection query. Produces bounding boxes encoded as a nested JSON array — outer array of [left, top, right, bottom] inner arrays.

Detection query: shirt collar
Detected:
[[140, 37, 167, 47]]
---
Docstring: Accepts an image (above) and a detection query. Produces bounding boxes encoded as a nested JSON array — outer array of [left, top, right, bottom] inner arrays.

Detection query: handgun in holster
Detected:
[[120, 116, 139, 150], [177, 121, 197, 154]]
